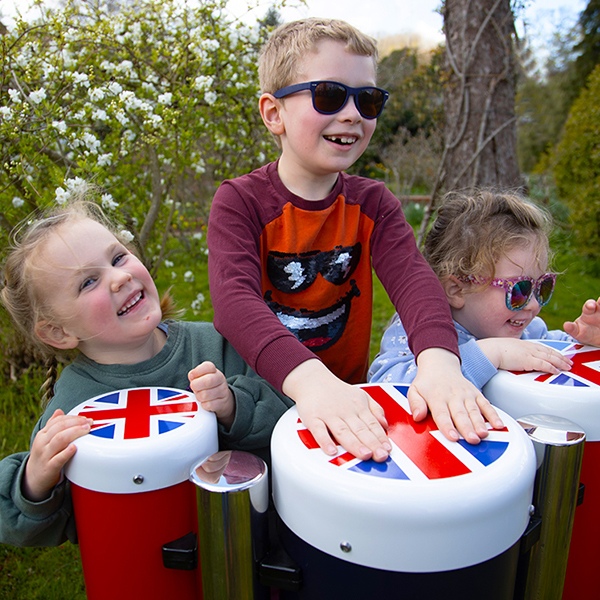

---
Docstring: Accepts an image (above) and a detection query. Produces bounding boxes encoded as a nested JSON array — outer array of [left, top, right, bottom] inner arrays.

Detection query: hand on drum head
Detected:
[[282, 359, 391, 462], [564, 297, 600, 347], [477, 337, 573, 374], [408, 348, 504, 445], [188, 361, 235, 429], [23, 409, 92, 503]]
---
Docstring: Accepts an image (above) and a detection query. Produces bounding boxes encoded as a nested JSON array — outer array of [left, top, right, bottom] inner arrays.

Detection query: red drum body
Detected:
[[271, 383, 536, 599], [65, 387, 218, 600], [483, 341, 600, 600]]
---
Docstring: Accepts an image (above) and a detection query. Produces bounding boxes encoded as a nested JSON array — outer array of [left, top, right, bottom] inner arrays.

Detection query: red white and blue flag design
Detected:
[[296, 384, 510, 481], [514, 341, 600, 388], [74, 388, 199, 441]]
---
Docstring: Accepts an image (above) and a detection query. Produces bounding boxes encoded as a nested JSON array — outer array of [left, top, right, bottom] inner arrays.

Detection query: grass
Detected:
[[0, 216, 599, 598]]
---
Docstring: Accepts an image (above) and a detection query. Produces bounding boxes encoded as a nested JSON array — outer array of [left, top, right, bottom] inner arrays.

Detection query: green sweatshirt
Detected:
[[0, 320, 293, 548]]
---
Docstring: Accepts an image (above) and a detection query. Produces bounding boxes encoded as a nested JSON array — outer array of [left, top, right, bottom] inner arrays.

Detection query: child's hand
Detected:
[[477, 338, 573, 373], [564, 297, 600, 346], [282, 359, 391, 462], [192, 451, 231, 484], [23, 409, 92, 503], [188, 361, 235, 429], [408, 348, 504, 445]]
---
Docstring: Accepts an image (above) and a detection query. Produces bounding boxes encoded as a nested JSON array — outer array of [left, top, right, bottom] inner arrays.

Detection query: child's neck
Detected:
[[277, 156, 339, 201], [81, 326, 167, 366]]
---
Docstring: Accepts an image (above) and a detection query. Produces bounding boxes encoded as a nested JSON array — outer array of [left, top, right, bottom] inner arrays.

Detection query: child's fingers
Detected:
[[188, 361, 217, 381]]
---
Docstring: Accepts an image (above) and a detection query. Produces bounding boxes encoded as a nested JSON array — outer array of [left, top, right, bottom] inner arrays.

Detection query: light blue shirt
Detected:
[[368, 313, 574, 390]]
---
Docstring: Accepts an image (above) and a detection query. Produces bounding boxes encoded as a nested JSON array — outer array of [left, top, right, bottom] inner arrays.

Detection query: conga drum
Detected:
[[483, 341, 600, 599], [271, 383, 536, 599], [64, 387, 218, 600]]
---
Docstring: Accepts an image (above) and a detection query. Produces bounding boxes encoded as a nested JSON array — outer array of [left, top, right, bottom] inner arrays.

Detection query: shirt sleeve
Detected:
[[207, 177, 318, 391]]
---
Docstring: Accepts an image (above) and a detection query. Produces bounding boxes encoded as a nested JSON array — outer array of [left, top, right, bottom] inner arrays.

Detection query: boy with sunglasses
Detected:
[[370, 189, 600, 388], [207, 18, 504, 462]]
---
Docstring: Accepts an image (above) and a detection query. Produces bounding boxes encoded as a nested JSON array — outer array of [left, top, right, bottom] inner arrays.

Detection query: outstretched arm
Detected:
[[477, 337, 573, 373], [564, 297, 600, 346], [283, 359, 391, 462], [407, 348, 504, 444]]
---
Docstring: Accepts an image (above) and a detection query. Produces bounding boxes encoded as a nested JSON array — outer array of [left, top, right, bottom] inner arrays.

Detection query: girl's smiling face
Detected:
[[33, 217, 163, 364], [450, 239, 549, 340]]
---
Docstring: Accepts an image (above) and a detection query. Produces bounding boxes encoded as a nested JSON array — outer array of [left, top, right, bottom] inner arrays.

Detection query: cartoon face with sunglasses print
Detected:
[[264, 243, 362, 353]]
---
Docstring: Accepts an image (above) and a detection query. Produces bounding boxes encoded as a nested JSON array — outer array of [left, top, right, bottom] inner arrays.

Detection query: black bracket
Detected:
[[162, 531, 198, 571]]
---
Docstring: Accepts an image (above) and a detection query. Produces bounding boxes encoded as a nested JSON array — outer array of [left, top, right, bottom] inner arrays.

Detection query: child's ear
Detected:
[[442, 275, 467, 309], [259, 93, 285, 136], [34, 320, 79, 350]]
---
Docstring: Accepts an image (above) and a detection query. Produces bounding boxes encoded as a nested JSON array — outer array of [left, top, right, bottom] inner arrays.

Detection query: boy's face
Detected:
[[270, 40, 378, 193], [34, 218, 163, 364]]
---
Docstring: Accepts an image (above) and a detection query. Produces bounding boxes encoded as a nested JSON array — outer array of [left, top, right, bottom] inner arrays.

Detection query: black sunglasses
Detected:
[[273, 80, 389, 119]]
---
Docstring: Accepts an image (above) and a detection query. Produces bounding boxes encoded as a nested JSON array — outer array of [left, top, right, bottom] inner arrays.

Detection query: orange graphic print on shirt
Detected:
[[260, 196, 375, 384]]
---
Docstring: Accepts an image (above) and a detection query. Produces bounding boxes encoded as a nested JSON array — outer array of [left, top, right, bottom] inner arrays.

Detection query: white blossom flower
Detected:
[[157, 92, 172, 105], [100, 60, 116, 73], [92, 109, 108, 121], [55, 187, 69, 205], [8, 89, 20, 102], [97, 153, 112, 166], [184, 271, 194, 282], [0, 106, 14, 120], [12, 197, 24, 208], [193, 75, 213, 92], [164, 260, 174, 268], [107, 81, 123, 96], [73, 72, 90, 87], [118, 229, 135, 243], [52, 120, 67, 134], [29, 89, 47, 104], [145, 114, 162, 127], [115, 110, 129, 126], [171, 271, 177, 279], [89, 88, 105, 102], [202, 38, 220, 53], [204, 91, 217, 105], [101, 193, 118, 210], [65, 177, 87, 192], [82, 132, 101, 153], [191, 293, 205, 311], [192, 232, 203, 241], [117, 60, 134, 73]]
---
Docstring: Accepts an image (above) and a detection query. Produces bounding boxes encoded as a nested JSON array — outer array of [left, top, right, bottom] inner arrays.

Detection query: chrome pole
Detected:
[[516, 414, 585, 600]]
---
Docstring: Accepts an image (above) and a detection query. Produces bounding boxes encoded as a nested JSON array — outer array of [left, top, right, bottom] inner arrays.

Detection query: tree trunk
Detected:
[[443, 0, 521, 190]]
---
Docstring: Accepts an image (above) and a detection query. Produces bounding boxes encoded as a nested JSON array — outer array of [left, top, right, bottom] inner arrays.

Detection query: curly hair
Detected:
[[423, 189, 553, 282]]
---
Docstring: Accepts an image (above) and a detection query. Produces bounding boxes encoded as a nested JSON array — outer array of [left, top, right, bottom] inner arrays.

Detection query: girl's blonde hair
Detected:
[[423, 189, 553, 282], [1, 190, 178, 403], [258, 17, 379, 95]]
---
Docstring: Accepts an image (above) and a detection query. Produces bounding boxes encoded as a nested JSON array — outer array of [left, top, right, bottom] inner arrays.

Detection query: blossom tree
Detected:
[[0, 0, 278, 272]]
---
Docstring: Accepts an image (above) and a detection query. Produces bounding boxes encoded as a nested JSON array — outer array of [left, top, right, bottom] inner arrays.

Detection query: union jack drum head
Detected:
[[64, 387, 218, 493], [484, 341, 600, 440], [271, 383, 535, 573]]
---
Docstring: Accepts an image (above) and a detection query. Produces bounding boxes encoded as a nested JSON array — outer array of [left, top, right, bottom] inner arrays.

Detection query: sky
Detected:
[[1, 0, 587, 51]]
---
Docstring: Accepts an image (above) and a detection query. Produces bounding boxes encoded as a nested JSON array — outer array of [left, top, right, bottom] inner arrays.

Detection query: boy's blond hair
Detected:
[[258, 17, 379, 95], [423, 189, 553, 283]]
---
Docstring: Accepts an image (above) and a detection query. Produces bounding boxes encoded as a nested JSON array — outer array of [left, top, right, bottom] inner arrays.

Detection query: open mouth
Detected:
[[264, 281, 360, 352], [324, 135, 357, 146], [117, 291, 143, 316]]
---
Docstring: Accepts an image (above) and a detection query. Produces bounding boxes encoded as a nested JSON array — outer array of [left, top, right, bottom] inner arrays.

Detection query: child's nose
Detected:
[[337, 95, 362, 121], [110, 269, 132, 292]]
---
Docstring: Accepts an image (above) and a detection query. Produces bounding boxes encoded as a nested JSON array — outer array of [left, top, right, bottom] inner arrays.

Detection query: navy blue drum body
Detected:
[[271, 384, 536, 600]]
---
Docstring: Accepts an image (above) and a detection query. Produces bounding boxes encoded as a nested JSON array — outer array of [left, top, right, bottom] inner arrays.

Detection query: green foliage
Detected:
[[0, 0, 278, 273], [552, 63, 600, 265]]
